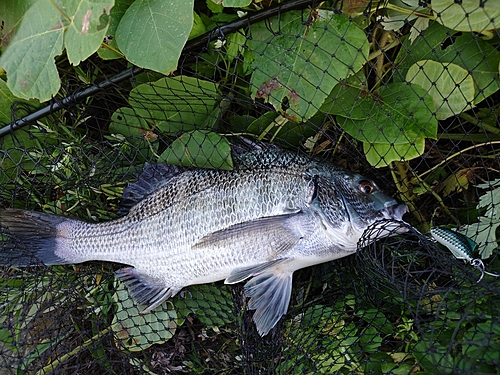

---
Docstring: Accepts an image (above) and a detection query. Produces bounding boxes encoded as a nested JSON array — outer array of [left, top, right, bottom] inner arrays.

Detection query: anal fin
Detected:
[[243, 267, 293, 337], [115, 267, 180, 313]]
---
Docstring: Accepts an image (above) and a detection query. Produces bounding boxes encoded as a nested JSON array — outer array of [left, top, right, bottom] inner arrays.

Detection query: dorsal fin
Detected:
[[118, 163, 185, 216], [230, 136, 278, 156]]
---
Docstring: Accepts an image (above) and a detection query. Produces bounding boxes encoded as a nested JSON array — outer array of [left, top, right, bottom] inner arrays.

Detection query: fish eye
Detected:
[[357, 180, 374, 194]]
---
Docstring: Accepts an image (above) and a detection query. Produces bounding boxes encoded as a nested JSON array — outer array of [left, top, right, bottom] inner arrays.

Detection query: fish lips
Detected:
[[342, 191, 409, 237], [379, 203, 409, 233]]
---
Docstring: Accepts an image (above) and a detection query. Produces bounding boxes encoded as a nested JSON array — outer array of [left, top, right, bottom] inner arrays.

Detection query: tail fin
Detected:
[[0, 208, 74, 266]]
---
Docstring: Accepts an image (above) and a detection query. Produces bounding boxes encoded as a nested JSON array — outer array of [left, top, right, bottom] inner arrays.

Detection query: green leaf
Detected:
[[0, 0, 64, 101], [175, 284, 234, 328], [0, 1, 38, 46], [112, 282, 178, 352], [436, 33, 500, 105], [62, 0, 114, 65], [394, 22, 500, 105], [0, 79, 39, 124], [222, 0, 251, 7], [189, 11, 207, 40], [246, 10, 368, 122], [128, 76, 220, 132], [327, 81, 437, 167], [406, 60, 475, 120], [98, 0, 135, 60], [319, 74, 369, 119], [364, 137, 426, 168], [461, 179, 500, 258], [477, 179, 500, 219], [109, 107, 153, 139], [158, 130, 233, 170], [246, 111, 279, 135], [206, 0, 224, 13], [0, 129, 40, 184], [358, 326, 383, 353], [462, 217, 500, 259], [116, 0, 194, 74], [432, 0, 500, 32], [339, 82, 437, 144], [109, 107, 158, 162], [393, 21, 449, 75], [225, 30, 246, 61]]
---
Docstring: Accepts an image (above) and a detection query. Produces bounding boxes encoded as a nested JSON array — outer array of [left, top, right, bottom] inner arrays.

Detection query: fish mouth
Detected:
[[381, 203, 408, 222], [376, 203, 409, 234]]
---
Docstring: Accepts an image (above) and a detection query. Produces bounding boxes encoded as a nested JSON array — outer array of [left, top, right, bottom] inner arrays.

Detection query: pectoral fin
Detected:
[[244, 268, 293, 337], [193, 212, 310, 259]]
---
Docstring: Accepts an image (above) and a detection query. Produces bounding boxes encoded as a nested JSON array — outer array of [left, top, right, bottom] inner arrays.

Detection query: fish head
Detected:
[[315, 170, 408, 243]]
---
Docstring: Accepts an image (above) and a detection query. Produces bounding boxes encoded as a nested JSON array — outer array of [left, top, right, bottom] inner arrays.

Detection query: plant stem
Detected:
[[460, 113, 500, 135], [383, 2, 435, 19], [367, 39, 400, 62], [391, 162, 424, 227], [35, 327, 111, 375], [418, 141, 500, 180], [438, 133, 500, 143]]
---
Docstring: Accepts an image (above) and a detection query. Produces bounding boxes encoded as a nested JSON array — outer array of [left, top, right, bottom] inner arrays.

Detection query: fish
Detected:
[[0, 147, 407, 336]]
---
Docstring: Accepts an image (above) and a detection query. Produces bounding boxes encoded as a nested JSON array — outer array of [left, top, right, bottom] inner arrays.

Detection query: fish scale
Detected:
[[0, 148, 407, 336]]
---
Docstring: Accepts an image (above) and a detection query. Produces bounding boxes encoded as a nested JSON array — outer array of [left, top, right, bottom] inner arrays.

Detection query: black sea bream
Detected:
[[0, 148, 407, 335]]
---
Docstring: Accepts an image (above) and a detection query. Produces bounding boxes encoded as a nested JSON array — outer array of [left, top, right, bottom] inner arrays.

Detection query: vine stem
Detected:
[[417, 141, 500, 180], [35, 327, 111, 375], [383, 2, 435, 19], [460, 113, 500, 135], [391, 162, 424, 228]]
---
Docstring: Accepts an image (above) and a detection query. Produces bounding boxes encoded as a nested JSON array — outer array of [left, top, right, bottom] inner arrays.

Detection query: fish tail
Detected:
[[0, 208, 78, 266]]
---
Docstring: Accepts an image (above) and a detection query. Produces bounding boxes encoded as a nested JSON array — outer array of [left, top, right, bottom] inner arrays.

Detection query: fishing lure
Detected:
[[430, 227, 499, 283]]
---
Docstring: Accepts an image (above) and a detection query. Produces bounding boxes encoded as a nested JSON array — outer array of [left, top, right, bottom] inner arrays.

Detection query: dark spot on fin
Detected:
[[244, 269, 293, 337], [0, 208, 72, 266], [115, 267, 179, 313], [118, 163, 186, 216]]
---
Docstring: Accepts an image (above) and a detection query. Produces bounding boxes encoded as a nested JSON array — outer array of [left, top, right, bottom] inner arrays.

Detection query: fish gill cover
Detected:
[[0, 0, 499, 374]]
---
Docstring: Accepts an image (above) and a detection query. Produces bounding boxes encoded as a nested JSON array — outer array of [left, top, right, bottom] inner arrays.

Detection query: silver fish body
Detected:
[[0, 148, 407, 335]]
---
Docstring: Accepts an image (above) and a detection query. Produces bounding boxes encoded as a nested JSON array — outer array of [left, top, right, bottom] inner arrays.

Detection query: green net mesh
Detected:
[[1, 0, 500, 373]]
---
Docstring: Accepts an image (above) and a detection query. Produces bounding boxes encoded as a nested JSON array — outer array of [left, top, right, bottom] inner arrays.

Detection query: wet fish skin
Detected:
[[0, 148, 407, 336]]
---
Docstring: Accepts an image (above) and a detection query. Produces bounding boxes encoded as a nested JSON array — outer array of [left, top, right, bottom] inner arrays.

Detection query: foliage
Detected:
[[2, 0, 499, 168], [0, 0, 499, 373], [461, 179, 500, 259]]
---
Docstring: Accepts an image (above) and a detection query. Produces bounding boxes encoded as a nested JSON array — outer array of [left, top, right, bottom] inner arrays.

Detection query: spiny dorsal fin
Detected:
[[118, 163, 185, 216]]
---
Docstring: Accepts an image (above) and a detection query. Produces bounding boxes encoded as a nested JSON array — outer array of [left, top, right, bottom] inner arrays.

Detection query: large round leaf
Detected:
[[339, 82, 437, 145], [158, 130, 233, 170], [406, 60, 475, 120], [112, 282, 178, 352], [364, 138, 426, 168], [432, 0, 500, 32], [246, 9, 368, 123], [127, 76, 220, 132]]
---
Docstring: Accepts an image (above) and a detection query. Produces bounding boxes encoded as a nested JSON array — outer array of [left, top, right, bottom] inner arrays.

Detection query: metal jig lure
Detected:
[[430, 227, 499, 283]]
